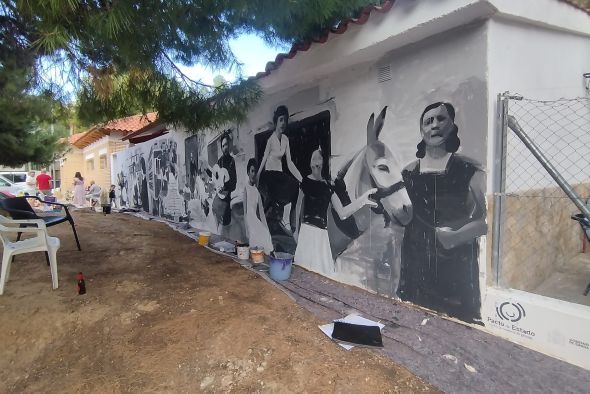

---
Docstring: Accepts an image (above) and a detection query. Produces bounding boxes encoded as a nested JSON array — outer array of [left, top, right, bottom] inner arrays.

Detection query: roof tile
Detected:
[[102, 112, 158, 134]]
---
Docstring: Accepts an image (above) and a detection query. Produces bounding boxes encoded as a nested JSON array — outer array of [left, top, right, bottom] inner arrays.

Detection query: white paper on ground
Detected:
[[319, 314, 385, 350]]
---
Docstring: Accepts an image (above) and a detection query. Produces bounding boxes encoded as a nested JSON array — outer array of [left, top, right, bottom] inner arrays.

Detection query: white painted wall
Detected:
[[260, 0, 498, 95], [260, 22, 489, 174]]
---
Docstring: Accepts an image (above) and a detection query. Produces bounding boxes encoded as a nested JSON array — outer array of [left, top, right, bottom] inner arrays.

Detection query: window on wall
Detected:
[[86, 159, 94, 171], [99, 154, 107, 169]]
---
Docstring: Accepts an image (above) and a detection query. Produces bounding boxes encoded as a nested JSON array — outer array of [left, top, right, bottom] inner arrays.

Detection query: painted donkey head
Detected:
[[340, 106, 413, 230]]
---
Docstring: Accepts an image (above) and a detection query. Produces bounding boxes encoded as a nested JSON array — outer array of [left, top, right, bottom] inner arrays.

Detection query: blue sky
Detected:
[[178, 33, 290, 85]]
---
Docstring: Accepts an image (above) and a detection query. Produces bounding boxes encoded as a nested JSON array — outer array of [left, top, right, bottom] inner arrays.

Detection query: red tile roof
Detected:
[[253, 0, 589, 80], [68, 132, 87, 145], [69, 112, 160, 149], [102, 112, 158, 133]]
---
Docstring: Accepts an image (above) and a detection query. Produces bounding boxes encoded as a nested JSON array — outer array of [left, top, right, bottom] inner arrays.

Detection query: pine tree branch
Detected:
[[160, 51, 216, 89]]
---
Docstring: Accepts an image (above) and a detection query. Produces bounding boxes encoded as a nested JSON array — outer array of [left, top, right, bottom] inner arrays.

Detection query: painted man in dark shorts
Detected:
[[212, 133, 236, 234]]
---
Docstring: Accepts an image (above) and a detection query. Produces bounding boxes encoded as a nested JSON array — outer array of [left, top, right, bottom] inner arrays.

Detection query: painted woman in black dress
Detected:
[[399, 102, 486, 323]]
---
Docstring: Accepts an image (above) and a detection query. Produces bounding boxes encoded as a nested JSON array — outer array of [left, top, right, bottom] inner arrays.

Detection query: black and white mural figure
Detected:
[[243, 158, 274, 253], [116, 171, 127, 207], [210, 133, 237, 235], [399, 102, 486, 323], [150, 148, 165, 216], [256, 106, 303, 246], [185, 135, 200, 199], [139, 156, 150, 212], [328, 107, 413, 297], [135, 155, 149, 213], [147, 139, 186, 221], [294, 147, 378, 275], [183, 134, 210, 224]]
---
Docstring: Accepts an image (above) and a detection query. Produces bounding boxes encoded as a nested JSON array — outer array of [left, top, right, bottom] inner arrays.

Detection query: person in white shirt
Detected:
[[24, 171, 37, 196], [85, 181, 102, 207]]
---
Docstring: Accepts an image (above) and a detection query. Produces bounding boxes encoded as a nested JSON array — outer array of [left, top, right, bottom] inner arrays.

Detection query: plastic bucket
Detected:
[[269, 252, 293, 281], [251, 248, 265, 264], [236, 243, 250, 260], [198, 231, 211, 246]]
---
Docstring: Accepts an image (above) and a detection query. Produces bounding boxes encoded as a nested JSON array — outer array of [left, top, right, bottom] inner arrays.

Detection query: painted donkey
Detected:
[[327, 106, 413, 297]]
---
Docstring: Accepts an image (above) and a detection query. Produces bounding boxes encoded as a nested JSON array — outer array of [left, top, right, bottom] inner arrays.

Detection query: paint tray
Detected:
[[331, 321, 383, 348]]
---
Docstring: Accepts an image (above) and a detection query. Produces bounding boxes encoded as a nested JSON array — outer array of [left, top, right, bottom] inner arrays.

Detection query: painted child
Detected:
[[243, 158, 274, 254]]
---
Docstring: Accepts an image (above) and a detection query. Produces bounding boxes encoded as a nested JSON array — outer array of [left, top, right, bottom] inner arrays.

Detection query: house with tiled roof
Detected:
[[59, 112, 162, 197], [110, 0, 589, 372]]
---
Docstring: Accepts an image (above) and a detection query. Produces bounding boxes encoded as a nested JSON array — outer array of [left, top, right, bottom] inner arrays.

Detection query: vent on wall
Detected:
[[377, 65, 392, 83]]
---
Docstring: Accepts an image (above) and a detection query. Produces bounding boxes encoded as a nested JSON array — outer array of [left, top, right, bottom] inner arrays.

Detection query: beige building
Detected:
[[59, 113, 159, 197]]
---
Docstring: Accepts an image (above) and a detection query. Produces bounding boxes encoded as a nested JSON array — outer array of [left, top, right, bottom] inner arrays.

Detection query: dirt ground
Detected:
[[0, 210, 438, 393]]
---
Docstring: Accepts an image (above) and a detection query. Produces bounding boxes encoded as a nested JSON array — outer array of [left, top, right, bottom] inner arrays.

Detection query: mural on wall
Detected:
[[329, 106, 413, 298], [147, 138, 186, 221], [254, 106, 331, 254], [244, 158, 274, 254], [111, 100, 485, 324], [180, 129, 247, 241], [116, 171, 128, 208], [209, 133, 237, 235], [125, 151, 149, 212], [398, 102, 486, 323]]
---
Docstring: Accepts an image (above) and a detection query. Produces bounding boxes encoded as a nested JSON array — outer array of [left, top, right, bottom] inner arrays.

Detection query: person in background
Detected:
[[36, 169, 52, 196], [109, 185, 116, 208], [85, 180, 102, 207], [24, 171, 37, 196], [73, 172, 86, 207]]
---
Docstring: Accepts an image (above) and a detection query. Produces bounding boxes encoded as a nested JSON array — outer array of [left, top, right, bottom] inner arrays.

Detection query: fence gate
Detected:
[[493, 93, 590, 304]]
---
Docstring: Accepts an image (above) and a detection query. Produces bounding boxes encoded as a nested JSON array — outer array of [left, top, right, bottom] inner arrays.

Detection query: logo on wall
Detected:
[[487, 300, 535, 339], [496, 302, 526, 322]]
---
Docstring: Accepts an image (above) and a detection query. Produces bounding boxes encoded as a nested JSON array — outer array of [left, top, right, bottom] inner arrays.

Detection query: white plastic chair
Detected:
[[85, 186, 102, 208], [0, 215, 60, 295]]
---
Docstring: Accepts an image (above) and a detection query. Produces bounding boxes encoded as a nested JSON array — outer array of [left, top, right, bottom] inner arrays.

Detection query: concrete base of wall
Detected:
[[482, 286, 590, 370]]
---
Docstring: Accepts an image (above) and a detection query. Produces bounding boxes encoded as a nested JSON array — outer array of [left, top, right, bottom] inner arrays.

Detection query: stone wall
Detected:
[[498, 184, 590, 291]]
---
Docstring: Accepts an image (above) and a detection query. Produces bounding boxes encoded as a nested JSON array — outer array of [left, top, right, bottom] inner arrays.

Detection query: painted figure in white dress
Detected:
[[294, 148, 377, 276], [243, 158, 274, 254]]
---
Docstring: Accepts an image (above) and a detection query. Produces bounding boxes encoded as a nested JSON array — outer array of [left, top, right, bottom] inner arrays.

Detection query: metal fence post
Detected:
[[507, 115, 590, 221], [491, 92, 509, 286]]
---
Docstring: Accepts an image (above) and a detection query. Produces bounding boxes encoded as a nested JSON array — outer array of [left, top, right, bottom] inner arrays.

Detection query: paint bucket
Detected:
[[236, 243, 250, 260], [198, 231, 211, 246], [250, 248, 265, 264], [269, 252, 293, 281]]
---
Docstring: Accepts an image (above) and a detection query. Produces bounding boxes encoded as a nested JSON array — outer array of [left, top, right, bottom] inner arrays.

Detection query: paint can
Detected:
[[236, 243, 250, 260], [198, 231, 211, 246], [269, 252, 293, 281], [250, 248, 265, 264]]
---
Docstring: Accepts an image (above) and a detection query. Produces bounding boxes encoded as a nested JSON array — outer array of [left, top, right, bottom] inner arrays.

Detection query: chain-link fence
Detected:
[[494, 94, 590, 301]]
